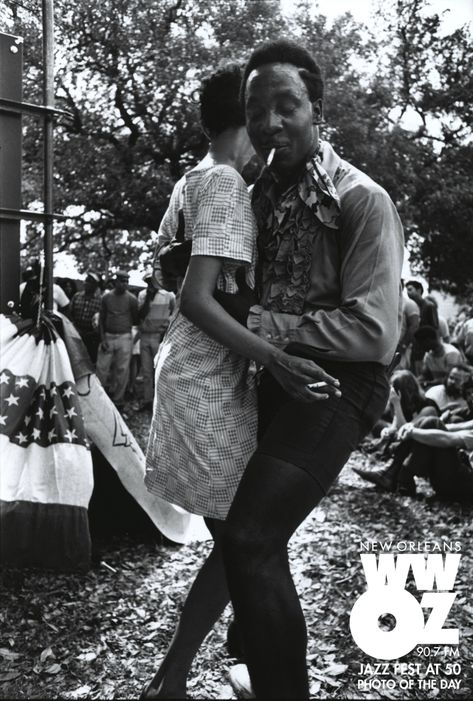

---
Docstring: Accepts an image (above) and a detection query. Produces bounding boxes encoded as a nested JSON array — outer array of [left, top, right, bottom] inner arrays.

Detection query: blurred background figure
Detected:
[[415, 325, 465, 388], [19, 259, 70, 318], [453, 306, 473, 366], [396, 280, 420, 370], [69, 270, 102, 363], [425, 364, 472, 419], [136, 269, 176, 411], [406, 280, 438, 374], [424, 294, 450, 342], [96, 270, 139, 411]]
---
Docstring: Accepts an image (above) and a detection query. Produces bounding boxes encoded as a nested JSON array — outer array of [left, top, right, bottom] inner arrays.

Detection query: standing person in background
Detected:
[[19, 259, 70, 317], [137, 270, 176, 411], [425, 294, 450, 342], [397, 281, 420, 370], [96, 270, 139, 410], [69, 270, 102, 363], [406, 280, 438, 374]]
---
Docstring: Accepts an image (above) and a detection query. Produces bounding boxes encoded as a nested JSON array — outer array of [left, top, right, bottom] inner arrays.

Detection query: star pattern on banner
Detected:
[[0, 368, 89, 449]]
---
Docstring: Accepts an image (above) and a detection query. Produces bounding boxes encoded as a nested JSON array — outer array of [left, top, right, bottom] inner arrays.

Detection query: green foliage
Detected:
[[1, 0, 472, 292]]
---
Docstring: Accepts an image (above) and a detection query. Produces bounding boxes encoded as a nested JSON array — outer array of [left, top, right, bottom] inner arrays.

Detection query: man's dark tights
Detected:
[[223, 454, 326, 699]]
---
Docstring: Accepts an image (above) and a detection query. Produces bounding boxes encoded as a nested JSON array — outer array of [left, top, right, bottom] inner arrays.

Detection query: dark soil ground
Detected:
[[1, 402, 472, 700]]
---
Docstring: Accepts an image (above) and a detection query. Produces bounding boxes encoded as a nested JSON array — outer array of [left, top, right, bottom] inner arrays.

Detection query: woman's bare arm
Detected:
[[179, 255, 341, 402]]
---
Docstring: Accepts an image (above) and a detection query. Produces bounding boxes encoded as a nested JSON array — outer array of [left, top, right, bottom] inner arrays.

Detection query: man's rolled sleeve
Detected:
[[248, 187, 404, 364]]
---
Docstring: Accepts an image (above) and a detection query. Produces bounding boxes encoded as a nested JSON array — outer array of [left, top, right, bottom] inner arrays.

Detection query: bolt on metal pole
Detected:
[[42, 0, 54, 311]]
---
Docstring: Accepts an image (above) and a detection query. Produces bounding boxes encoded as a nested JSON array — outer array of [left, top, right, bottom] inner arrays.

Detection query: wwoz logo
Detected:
[[350, 553, 461, 660]]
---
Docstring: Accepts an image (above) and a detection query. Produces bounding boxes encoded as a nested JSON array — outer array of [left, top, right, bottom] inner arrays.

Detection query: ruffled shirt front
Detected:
[[248, 140, 405, 365]]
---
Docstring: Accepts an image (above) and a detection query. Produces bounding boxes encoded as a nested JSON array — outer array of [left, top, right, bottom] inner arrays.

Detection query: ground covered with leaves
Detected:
[[1, 409, 472, 700]]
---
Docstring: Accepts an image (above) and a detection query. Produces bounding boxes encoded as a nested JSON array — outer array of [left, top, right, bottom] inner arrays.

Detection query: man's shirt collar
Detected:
[[255, 140, 341, 230]]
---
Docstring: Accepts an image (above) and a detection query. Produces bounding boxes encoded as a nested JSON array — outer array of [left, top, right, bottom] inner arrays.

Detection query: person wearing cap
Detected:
[[136, 270, 176, 411], [69, 271, 103, 363], [96, 269, 139, 409], [19, 259, 70, 318]]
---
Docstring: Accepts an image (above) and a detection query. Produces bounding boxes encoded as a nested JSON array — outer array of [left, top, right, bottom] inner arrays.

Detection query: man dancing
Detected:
[[221, 39, 404, 699]]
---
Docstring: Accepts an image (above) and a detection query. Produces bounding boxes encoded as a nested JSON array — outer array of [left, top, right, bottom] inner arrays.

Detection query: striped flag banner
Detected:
[[0, 314, 94, 571], [57, 313, 210, 545], [76, 372, 210, 544]]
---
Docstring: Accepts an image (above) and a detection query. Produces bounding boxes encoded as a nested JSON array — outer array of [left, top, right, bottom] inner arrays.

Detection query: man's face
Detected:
[[446, 368, 470, 396], [406, 284, 421, 301], [244, 63, 321, 180], [84, 276, 97, 293], [114, 277, 128, 294]]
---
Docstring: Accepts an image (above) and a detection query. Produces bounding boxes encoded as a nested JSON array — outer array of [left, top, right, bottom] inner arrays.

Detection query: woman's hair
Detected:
[[240, 38, 324, 105], [200, 63, 246, 137], [391, 370, 426, 419]]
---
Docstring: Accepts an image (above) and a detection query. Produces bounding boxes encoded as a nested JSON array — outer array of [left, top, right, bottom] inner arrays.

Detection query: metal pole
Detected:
[[42, 0, 54, 311]]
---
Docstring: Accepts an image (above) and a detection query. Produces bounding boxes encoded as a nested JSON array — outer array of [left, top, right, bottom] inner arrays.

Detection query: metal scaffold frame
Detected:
[[0, 0, 71, 313]]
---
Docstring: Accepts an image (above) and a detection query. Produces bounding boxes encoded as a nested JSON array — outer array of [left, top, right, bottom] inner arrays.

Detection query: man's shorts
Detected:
[[255, 357, 389, 494]]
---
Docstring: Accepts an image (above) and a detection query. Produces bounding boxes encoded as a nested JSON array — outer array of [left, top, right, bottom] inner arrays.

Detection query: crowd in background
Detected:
[[354, 278, 473, 503], [18, 261, 473, 503], [18, 260, 176, 414]]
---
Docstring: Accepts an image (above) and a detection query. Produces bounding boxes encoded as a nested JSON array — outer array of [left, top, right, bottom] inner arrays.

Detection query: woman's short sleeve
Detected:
[[191, 166, 256, 264]]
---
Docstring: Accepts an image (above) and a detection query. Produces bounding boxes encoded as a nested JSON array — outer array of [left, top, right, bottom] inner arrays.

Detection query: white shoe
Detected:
[[228, 664, 255, 699]]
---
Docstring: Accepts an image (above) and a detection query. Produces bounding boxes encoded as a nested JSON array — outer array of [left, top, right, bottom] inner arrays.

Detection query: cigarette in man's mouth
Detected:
[[266, 147, 276, 167]]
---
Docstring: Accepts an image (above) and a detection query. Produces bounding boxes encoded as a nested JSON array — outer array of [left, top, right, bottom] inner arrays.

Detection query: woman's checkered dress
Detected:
[[145, 161, 258, 520]]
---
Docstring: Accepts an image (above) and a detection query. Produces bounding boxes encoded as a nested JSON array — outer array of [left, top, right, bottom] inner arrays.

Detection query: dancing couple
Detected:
[[142, 38, 403, 699]]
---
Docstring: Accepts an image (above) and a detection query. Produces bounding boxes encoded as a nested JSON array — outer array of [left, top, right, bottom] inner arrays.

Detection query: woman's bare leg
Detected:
[[143, 517, 229, 698]]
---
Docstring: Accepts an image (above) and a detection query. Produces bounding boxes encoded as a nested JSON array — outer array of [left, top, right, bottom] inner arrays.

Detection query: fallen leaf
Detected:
[[0, 671, 21, 682], [44, 663, 62, 675], [40, 646, 54, 663]]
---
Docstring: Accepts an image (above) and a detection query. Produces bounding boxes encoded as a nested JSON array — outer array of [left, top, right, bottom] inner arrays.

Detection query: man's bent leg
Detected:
[[223, 455, 323, 699], [223, 362, 389, 699]]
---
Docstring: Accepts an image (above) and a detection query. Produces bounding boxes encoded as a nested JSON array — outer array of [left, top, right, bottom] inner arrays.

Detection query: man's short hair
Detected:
[[414, 325, 438, 343], [240, 38, 324, 106], [200, 63, 245, 137], [449, 364, 472, 376], [406, 280, 424, 294]]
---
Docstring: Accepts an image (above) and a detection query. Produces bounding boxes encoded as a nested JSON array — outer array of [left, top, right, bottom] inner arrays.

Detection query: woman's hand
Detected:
[[266, 350, 341, 402]]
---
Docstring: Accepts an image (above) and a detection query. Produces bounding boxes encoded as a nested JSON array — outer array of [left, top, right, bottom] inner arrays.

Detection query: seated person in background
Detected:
[[416, 325, 465, 388], [355, 370, 438, 473], [440, 377, 473, 424], [395, 417, 473, 502], [452, 307, 473, 366], [425, 364, 472, 416]]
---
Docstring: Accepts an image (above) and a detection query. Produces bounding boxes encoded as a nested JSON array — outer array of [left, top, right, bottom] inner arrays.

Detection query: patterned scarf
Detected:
[[252, 142, 342, 314]]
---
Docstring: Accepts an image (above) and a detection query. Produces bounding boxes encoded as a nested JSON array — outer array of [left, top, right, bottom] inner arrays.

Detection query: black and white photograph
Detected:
[[0, 0, 472, 698]]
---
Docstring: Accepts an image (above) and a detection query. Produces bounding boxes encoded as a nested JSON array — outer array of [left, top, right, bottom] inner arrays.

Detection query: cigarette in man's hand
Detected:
[[266, 148, 276, 167], [307, 381, 330, 390]]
